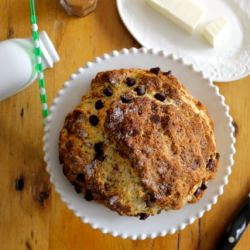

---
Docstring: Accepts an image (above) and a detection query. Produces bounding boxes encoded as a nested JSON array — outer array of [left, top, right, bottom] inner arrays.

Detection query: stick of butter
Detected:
[[145, 0, 205, 34], [203, 16, 228, 47]]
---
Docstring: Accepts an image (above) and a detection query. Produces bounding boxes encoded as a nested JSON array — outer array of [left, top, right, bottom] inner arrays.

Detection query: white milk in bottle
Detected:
[[0, 31, 59, 101]]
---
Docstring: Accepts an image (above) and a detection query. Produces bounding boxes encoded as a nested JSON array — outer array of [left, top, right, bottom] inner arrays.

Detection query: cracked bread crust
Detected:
[[59, 68, 219, 218]]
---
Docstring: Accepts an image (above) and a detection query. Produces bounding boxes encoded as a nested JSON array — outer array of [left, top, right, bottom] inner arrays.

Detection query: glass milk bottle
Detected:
[[0, 31, 59, 101]]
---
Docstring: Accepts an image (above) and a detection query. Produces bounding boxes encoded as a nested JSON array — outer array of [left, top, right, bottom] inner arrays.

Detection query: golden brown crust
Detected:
[[59, 68, 219, 218]]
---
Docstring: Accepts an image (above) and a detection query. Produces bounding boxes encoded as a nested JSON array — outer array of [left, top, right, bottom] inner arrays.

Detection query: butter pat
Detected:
[[145, 0, 205, 33], [203, 16, 228, 47]]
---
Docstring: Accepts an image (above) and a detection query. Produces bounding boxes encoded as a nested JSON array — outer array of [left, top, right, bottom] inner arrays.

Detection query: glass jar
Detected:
[[60, 0, 98, 17]]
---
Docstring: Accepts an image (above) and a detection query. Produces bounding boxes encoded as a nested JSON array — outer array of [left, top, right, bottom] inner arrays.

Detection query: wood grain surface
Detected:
[[0, 1, 249, 250]]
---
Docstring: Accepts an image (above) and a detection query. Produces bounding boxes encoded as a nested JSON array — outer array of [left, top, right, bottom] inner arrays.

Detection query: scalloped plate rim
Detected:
[[43, 47, 236, 239]]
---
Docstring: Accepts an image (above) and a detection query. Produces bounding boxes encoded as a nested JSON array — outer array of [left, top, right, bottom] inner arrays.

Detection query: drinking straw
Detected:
[[28, 0, 49, 123]]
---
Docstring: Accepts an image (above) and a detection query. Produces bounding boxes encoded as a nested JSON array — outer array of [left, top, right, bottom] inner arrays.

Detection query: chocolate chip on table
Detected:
[[150, 67, 161, 75], [103, 87, 113, 96], [76, 173, 85, 182], [215, 152, 220, 160], [126, 77, 136, 87], [139, 213, 149, 220], [38, 191, 49, 205], [84, 190, 93, 201], [134, 85, 146, 96], [25, 241, 32, 250], [95, 100, 104, 110], [89, 115, 99, 126], [154, 93, 166, 102], [120, 95, 132, 103], [163, 70, 172, 76], [20, 107, 24, 117], [15, 176, 24, 191], [232, 121, 238, 137]]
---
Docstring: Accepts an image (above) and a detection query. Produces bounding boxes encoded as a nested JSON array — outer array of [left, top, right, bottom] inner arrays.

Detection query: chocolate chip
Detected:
[[25, 241, 32, 250], [103, 87, 113, 96], [200, 182, 207, 190], [94, 142, 104, 154], [120, 95, 132, 103], [59, 154, 64, 165], [163, 70, 172, 76], [215, 152, 220, 160], [154, 93, 166, 102], [7, 26, 14, 39], [89, 115, 99, 126], [94, 142, 105, 161], [194, 182, 207, 197], [139, 213, 149, 220], [84, 190, 93, 201], [15, 176, 24, 191], [194, 188, 202, 197], [95, 153, 105, 162], [102, 73, 118, 85], [232, 121, 238, 137], [150, 67, 160, 75], [62, 165, 68, 176], [102, 73, 111, 83], [157, 210, 162, 214], [38, 191, 49, 205], [76, 173, 85, 182], [95, 100, 104, 110], [134, 85, 146, 96], [20, 107, 24, 117], [73, 183, 82, 193], [126, 77, 136, 87], [206, 158, 215, 171]]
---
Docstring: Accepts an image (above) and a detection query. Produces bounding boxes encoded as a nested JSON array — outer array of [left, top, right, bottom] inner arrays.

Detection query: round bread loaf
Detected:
[[59, 68, 219, 219]]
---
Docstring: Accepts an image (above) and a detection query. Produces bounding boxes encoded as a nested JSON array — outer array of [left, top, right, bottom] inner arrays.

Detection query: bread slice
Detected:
[[59, 68, 219, 219]]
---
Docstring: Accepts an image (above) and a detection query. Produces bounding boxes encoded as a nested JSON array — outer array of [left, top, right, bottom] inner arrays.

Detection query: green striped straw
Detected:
[[29, 0, 49, 123]]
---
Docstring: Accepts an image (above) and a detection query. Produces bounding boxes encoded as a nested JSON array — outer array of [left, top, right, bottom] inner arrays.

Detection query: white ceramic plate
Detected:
[[116, 0, 250, 82], [44, 48, 236, 239]]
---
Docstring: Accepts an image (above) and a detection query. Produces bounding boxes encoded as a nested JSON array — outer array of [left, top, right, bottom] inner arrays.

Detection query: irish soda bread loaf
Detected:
[[59, 68, 219, 219]]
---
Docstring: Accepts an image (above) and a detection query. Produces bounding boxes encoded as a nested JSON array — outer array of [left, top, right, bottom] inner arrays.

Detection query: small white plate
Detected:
[[44, 48, 236, 239], [116, 0, 250, 82]]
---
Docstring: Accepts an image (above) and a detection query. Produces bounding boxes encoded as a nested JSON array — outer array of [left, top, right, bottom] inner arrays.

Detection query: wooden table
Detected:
[[0, 1, 249, 249]]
